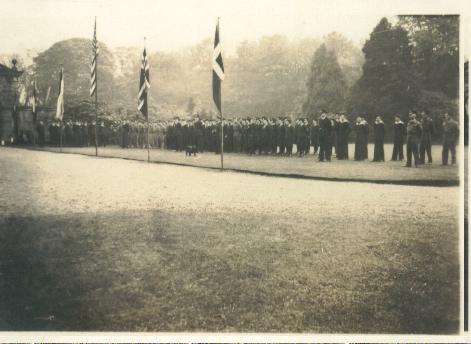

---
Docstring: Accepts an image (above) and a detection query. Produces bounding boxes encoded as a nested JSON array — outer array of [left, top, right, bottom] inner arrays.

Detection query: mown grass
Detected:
[[35, 143, 459, 184], [0, 207, 459, 333]]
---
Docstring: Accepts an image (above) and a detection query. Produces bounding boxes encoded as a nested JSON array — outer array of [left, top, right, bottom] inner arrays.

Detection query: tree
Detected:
[[33, 38, 116, 106], [303, 44, 348, 115], [347, 17, 419, 123], [398, 15, 459, 99]]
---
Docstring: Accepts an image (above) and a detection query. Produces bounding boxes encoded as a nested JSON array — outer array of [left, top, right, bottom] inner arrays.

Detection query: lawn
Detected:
[[32, 143, 459, 185], [0, 147, 460, 333]]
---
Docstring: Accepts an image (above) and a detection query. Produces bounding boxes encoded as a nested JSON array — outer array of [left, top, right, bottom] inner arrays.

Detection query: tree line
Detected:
[[13, 15, 458, 139]]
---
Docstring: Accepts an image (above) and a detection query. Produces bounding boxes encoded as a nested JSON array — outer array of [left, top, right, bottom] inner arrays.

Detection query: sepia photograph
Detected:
[[0, 0, 468, 339]]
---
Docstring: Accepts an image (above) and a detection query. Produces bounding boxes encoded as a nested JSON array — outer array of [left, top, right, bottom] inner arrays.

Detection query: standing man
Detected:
[[405, 112, 422, 167], [391, 115, 405, 161], [419, 111, 435, 164], [337, 114, 350, 160], [372, 116, 385, 162], [318, 110, 332, 162], [442, 112, 459, 165]]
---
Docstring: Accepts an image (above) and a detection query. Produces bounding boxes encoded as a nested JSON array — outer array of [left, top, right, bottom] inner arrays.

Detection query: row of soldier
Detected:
[[34, 109, 459, 166]]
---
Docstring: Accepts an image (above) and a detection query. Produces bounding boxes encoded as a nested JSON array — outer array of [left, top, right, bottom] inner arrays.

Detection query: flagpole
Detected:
[[220, 101, 224, 170], [144, 37, 150, 163], [94, 17, 98, 157], [60, 120, 63, 153]]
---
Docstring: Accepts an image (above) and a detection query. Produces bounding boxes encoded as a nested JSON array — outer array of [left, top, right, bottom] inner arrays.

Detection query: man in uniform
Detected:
[[419, 111, 435, 164], [442, 112, 459, 165], [318, 110, 332, 162], [405, 112, 422, 167], [391, 115, 405, 161]]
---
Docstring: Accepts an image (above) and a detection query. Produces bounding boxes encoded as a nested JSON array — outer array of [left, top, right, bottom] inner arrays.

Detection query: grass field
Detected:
[[34, 143, 460, 185], [0, 147, 460, 333]]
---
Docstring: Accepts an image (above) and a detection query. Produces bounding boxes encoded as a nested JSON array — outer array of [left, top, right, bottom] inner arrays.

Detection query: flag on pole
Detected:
[[138, 45, 150, 118], [45, 85, 51, 105], [55, 66, 64, 120], [212, 18, 224, 114], [32, 78, 38, 122], [90, 17, 98, 97]]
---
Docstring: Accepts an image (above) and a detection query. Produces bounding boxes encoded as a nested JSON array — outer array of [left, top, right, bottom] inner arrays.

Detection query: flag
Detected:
[[138, 46, 150, 118], [55, 66, 64, 120], [212, 19, 224, 114], [32, 78, 38, 122], [90, 17, 98, 97], [45, 85, 51, 105]]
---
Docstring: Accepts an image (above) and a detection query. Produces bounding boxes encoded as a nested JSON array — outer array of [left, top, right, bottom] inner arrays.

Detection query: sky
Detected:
[[0, 0, 468, 57]]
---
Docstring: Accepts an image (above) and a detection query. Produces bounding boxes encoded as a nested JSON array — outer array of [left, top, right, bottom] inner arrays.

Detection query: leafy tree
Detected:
[[398, 15, 459, 99], [303, 44, 348, 115], [33, 38, 116, 108], [348, 17, 419, 123]]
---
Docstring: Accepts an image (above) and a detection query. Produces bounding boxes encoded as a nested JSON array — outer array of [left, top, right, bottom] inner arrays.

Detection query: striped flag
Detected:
[[212, 19, 224, 114], [90, 17, 98, 97], [55, 66, 64, 120], [138, 46, 150, 118]]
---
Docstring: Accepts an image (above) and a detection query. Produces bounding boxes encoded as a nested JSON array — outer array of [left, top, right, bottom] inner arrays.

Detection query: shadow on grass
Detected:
[[0, 209, 459, 333]]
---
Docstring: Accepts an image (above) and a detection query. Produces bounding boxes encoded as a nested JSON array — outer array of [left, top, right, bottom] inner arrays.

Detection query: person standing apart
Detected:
[[372, 116, 385, 162]]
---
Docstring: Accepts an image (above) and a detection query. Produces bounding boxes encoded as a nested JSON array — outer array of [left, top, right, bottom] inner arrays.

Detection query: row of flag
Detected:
[[31, 18, 224, 120], [30, 17, 225, 163]]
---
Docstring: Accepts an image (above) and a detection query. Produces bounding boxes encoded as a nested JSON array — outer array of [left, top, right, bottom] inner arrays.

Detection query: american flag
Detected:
[[55, 66, 64, 120], [90, 17, 98, 97], [212, 18, 224, 114], [138, 46, 150, 118]]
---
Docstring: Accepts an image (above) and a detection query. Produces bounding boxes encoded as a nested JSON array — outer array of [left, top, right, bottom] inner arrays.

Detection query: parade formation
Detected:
[[31, 109, 459, 167]]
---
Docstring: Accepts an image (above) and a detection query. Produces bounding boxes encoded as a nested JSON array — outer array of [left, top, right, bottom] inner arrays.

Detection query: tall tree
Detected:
[[303, 43, 347, 115], [348, 17, 418, 122], [398, 15, 459, 99]]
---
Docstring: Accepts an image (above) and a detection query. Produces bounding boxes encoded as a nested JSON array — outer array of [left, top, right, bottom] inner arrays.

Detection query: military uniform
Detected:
[[405, 118, 422, 167], [442, 117, 459, 165]]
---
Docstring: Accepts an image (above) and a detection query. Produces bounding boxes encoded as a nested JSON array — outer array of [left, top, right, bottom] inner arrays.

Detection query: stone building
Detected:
[[0, 61, 23, 144]]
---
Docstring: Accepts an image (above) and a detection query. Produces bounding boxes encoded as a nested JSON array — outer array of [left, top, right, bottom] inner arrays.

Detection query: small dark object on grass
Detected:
[[185, 145, 197, 156]]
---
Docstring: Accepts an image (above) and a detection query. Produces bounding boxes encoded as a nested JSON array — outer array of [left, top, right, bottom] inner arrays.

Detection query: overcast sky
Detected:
[[0, 0, 467, 56]]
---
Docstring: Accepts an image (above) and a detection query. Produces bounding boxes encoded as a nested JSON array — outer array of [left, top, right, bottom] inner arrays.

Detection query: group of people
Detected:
[[33, 109, 459, 166]]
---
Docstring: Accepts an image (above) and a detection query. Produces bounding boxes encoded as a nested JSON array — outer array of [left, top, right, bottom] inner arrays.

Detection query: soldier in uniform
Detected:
[[405, 112, 422, 167], [310, 119, 319, 155], [372, 116, 385, 162], [277, 118, 285, 155], [337, 114, 350, 160], [318, 111, 332, 162], [284, 119, 294, 156], [354, 117, 369, 161], [419, 111, 435, 164], [391, 115, 405, 161], [442, 112, 459, 165]]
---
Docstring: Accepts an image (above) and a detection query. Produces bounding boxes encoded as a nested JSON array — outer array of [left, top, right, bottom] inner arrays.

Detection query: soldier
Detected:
[[419, 111, 435, 164], [284, 119, 294, 156], [354, 117, 369, 161], [295, 119, 304, 156], [442, 112, 459, 165], [332, 113, 340, 157], [391, 115, 405, 161], [36, 120, 45, 146], [405, 112, 422, 167], [277, 118, 285, 155], [372, 116, 385, 162], [337, 114, 350, 160], [318, 111, 332, 162], [310, 119, 319, 155]]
